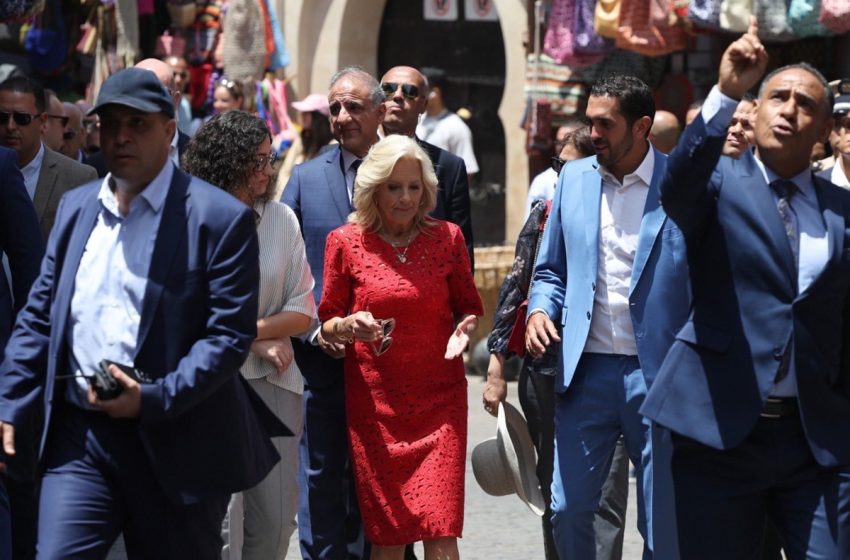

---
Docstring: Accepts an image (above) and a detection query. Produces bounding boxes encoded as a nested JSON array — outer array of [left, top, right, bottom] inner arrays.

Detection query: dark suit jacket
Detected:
[[0, 146, 43, 361], [85, 130, 191, 178], [417, 138, 474, 266], [641, 115, 850, 467], [0, 166, 288, 504], [33, 148, 97, 241]]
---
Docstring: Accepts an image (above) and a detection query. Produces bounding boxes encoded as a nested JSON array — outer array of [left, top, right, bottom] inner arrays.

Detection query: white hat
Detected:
[[471, 401, 545, 516]]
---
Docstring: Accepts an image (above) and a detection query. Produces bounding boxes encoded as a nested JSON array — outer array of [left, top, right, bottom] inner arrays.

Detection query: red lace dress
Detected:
[[319, 221, 483, 546]]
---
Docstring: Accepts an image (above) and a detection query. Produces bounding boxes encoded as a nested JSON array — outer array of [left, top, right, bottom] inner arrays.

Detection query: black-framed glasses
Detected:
[[63, 130, 78, 141], [255, 152, 277, 171], [380, 82, 420, 100], [47, 113, 69, 127], [370, 318, 396, 356], [0, 110, 42, 127], [551, 157, 567, 174]]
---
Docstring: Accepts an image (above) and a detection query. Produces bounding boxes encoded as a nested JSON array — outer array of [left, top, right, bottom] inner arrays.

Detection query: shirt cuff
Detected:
[[527, 308, 550, 323], [701, 85, 740, 137]]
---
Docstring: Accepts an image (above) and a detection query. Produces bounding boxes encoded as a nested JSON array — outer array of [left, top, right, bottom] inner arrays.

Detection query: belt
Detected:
[[760, 397, 798, 418]]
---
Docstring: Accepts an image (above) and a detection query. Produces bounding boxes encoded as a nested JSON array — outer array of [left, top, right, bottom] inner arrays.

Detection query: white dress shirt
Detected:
[[583, 148, 655, 356], [20, 143, 45, 200], [830, 158, 849, 188], [702, 85, 830, 397], [525, 167, 558, 220]]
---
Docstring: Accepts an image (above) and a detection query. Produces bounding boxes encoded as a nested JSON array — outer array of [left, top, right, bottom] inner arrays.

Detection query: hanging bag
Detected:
[[689, 0, 723, 29], [24, 0, 67, 72], [573, 0, 614, 55], [544, 0, 606, 65], [616, 0, 688, 57], [594, 0, 622, 38], [787, 0, 831, 37], [754, 0, 796, 41], [720, 0, 752, 32], [819, 0, 850, 34], [0, 0, 43, 22]]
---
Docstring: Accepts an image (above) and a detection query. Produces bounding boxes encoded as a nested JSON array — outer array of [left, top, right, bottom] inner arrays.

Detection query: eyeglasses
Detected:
[[255, 152, 277, 171], [370, 318, 396, 356], [0, 110, 42, 126], [551, 157, 567, 174], [380, 82, 420, 100], [47, 113, 69, 127], [173, 70, 188, 80], [63, 130, 78, 141]]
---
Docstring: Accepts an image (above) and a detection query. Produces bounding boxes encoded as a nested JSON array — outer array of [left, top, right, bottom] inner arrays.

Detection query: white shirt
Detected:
[[416, 110, 479, 174], [169, 128, 179, 168], [583, 148, 655, 356], [830, 158, 849, 188], [525, 167, 558, 220], [20, 143, 45, 200], [241, 200, 317, 394]]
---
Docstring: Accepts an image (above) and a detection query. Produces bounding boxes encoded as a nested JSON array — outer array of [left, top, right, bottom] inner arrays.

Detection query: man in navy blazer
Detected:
[[642, 20, 850, 558], [526, 75, 688, 559], [0, 68, 286, 559], [0, 145, 43, 560]]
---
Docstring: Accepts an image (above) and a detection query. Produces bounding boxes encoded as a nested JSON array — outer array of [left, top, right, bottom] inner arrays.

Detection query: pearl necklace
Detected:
[[386, 233, 414, 264]]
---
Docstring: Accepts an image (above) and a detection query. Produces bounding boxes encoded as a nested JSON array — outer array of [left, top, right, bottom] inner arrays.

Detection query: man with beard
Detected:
[[722, 94, 757, 158], [526, 74, 688, 559]]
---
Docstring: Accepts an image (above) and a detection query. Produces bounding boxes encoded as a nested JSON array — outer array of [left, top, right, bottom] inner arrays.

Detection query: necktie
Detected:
[[769, 179, 798, 383], [350, 159, 362, 202]]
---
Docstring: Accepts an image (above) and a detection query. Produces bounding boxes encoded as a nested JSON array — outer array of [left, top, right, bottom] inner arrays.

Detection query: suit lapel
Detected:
[[32, 149, 57, 225], [135, 170, 190, 354], [53, 192, 100, 345], [630, 150, 667, 295], [813, 176, 846, 273], [324, 147, 353, 222], [582, 167, 601, 276]]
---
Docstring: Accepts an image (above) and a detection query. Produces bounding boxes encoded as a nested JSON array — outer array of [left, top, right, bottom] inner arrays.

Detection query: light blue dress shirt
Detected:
[[701, 86, 829, 397], [65, 161, 174, 408]]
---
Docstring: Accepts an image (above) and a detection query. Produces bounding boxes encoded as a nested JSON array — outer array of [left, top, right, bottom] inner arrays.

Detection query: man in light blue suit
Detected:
[[527, 75, 688, 559]]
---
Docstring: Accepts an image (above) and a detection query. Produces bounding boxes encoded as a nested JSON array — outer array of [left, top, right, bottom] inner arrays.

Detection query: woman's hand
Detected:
[[445, 314, 478, 360], [321, 312, 382, 346], [251, 338, 294, 374], [483, 353, 507, 416]]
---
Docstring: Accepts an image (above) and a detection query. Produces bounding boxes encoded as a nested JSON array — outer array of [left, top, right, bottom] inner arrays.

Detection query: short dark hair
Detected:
[[758, 63, 834, 116], [590, 74, 655, 128], [569, 125, 595, 158], [0, 76, 46, 113], [421, 67, 447, 92], [183, 110, 272, 201]]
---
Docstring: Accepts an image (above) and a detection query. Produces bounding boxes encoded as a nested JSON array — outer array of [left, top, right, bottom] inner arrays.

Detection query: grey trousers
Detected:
[[222, 378, 303, 560]]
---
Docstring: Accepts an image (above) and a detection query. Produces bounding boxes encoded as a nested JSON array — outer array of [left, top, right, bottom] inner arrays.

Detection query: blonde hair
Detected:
[[350, 135, 438, 233]]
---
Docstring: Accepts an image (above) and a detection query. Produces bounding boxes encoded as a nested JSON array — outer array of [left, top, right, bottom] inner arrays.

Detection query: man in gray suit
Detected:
[[0, 76, 96, 241]]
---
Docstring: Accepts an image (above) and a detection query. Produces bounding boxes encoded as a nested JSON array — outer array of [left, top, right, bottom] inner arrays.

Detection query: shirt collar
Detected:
[[753, 155, 815, 201], [596, 144, 655, 189], [21, 142, 45, 175], [340, 147, 361, 172], [100, 160, 175, 218]]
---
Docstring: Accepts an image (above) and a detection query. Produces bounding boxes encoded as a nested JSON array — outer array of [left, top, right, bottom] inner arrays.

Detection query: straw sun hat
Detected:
[[472, 401, 546, 516]]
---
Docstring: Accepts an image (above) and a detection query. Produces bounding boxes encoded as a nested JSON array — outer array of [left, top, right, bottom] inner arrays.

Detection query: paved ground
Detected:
[[109, 376, 644, 559]]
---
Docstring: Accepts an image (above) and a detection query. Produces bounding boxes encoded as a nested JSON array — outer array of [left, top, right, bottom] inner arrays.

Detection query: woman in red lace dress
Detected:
[[318, 135, 482, 560]]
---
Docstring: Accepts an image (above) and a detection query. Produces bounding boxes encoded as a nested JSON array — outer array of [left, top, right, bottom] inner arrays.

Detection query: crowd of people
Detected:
[[0, 14, 849, 560]]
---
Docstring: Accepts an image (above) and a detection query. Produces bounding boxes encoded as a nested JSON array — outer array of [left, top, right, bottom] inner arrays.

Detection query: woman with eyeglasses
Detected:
[[482, 124, 597, 560], [182, 110, 316, 560], [318, 135, 482, 560]]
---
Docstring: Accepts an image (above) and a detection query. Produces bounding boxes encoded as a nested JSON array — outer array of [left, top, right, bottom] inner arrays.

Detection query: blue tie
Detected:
[[770, 179, 799, 269]]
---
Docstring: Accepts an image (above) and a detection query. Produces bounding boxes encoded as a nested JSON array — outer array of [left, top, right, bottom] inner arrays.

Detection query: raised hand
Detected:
[[718, 16, 768, 100]]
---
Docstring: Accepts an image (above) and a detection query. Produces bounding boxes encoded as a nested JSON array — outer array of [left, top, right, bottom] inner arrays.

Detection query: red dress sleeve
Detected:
[[318, 226, 353, 322], [446, 223, 484, 317]]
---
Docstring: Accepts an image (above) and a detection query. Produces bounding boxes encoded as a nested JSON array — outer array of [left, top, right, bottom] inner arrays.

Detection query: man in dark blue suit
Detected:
[[642, 18, 850, 558], [282, 66, 386, 560], [0, 68, 286, 559], [0, 145, 43, 560], [379, 65, 474, 265]]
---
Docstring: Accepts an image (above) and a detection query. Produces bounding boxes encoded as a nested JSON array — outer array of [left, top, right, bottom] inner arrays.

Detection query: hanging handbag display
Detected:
[[594, 0, 622, 39], [573, 0, 614, 55], [754, 0, 795, 41], [788, 0, 831, 37], [819, 0, 850, 33], [689, 0, 723, 29], [24, 0, 67, 72], [616, 0, 688, 57], [720, 0, 752, 33], [544, 0, 606, 66]]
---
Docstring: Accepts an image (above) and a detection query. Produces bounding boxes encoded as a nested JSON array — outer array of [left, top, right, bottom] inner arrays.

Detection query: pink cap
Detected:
[[292, 93, 330, 117]]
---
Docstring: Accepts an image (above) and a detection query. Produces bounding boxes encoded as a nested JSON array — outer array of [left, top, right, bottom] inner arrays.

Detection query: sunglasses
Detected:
[[381, 82, 420, 100], [48, 113, 69, 127], [551, 157, 567, 174], [370, 318, 396, 356], [173, 70, 188, 80], [0, 110, 42, 126], [255, 152, 277, 171]]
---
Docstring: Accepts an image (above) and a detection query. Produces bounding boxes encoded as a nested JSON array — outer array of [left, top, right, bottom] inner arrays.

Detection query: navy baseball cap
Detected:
[[89, 68, 174, 118], [834, 79, 850, 116]]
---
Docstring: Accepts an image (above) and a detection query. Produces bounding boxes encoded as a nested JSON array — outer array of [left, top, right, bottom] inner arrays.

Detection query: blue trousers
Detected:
[[551, 353, 675, 560], [671, 415, 850, 560], [298, 380, 363, 560], [36, 405, 228, 559]]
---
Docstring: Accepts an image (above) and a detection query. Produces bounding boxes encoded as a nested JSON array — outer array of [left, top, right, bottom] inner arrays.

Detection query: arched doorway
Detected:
[[378, 0, 507, 245]]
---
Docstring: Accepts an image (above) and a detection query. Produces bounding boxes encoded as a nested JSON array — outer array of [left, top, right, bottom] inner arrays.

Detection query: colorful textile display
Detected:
[[615, 0, 689, 57]]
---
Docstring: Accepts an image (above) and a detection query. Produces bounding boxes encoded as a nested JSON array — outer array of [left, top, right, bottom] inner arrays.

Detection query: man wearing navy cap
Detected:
[[0, 67, 287, 558], [818, 79, 850, 188]]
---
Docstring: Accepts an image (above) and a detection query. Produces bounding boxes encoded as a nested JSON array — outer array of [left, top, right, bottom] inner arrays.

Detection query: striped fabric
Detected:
[[240, 200, 317, 394]]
